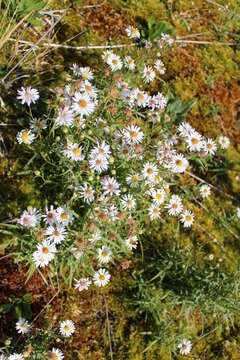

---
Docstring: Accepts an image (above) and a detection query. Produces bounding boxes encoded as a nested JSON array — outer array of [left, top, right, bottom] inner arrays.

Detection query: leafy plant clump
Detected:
[[0, 8, 240, 359]]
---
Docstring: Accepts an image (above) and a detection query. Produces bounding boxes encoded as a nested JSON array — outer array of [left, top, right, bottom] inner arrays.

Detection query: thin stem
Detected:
[[175, 39, 235, 45], [32, 291, 59, 323]]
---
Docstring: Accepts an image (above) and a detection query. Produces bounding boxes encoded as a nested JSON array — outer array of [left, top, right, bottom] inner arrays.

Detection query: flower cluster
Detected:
[[16, 27, 233, 298]]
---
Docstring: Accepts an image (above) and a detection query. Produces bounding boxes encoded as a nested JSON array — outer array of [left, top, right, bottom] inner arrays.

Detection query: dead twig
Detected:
[[32, 290, 59, 323], [175, 39, 236, 46]]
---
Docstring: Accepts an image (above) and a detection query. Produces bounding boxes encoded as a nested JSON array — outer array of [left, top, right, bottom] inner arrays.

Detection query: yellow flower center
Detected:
[[102, 251, 108, 257], [130, 131, 137, 138], [153, 208, 159, 214], [42, 247, 49, 254], [96, 159, 102, 166], [25, 91, 32, 100], [99, 274, 105, 281], [147, 168, 153, 175], [54, 229, 60, 237], [156, 193, 162, 200], [61, 212, 68, 220], [132, 175, 137, 182], [192, 138, 198, 145], [73, 147, 80, 156], [176, 159, 183, 166], [112, 59, 118, 66], [86, 85, 93, 93], [64, 325, 70, 332], [186, 215, 192, 222], [85, 188, 92, 196], [22, 133, 29, 142], [79, 99, 87, 108]]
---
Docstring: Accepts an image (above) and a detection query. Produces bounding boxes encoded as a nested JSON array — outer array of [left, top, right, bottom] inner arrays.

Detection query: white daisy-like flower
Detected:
[[142, 162, 158, 182], [219, 135, 230, 149], [154, 59, 166, 74], [108, 54, 123, 71], [97, 246, 111, 264], [90, 141, 111, 160], [72, 63, 81, 77], [95, 117, 110, 134], [74, 117, 86, 129], [79, 183, 95, 203], [56, 207, 73, 225], [178, 122, 194, 138], [200, 184, 211, 198], [17, 86, 39, 106], [49, 348, 64, 360], [170, 154, 189, 173], [55, 107, 74, 127], [125, 235, 138, 250], [180, 210, 194, 228], [126, 173, 141, 188], [151, 189, 165, 205], [186, 131, 203, 152], [123, 125, 144, 145], [143, 66, 156, 83], [102, 50, 114, 62], [165, 195, 183, 216], [93, 268, 111, 287], [89, 156, 109, 173], [46, 225, 67, 244], [237, 207, 240, 219], [89, 229, 101, 243], [30, 118, 47, 132], [121, 194, 136, 211], [153, 92, 167, 111], [74, 278, 91, 291], [125, 25, 140, 39], [80, 66, 94, 80], [104, 204, 119, 221], [16, 318, 30, 334], [203, 138, 217, 155], [42, 205, 57, 225], [18, 208, 40, 228], [59, 320, 75, 337], [131, 88, 149, 107], [33, 240, 56, 268], [17, 129, 35, 145], [72, 92, 96, 117], [64, 143, 85, 161], [148, 204, 161, 220], [124, 56, 136, 70], [161, 33, 174, 46], [9, 354, 24, 360], [72, 247, 83, 260], [178, 339, 192, 355], [81, 80, 98, 99], [101, 177, 120, 196]]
